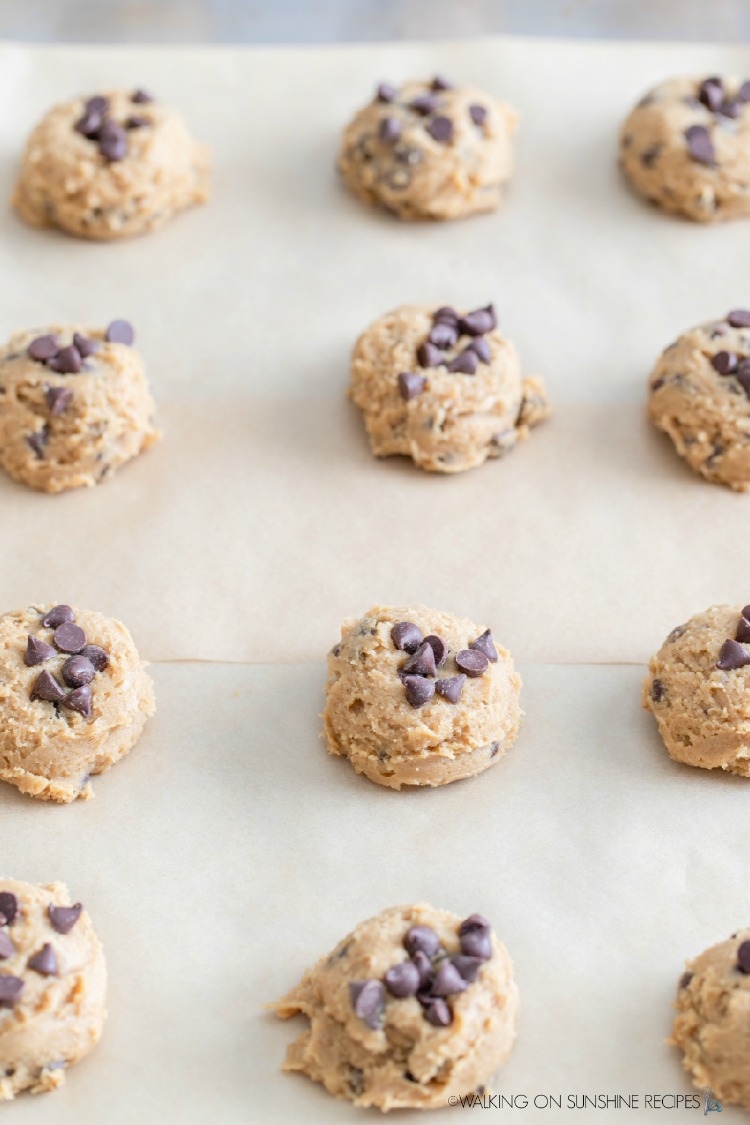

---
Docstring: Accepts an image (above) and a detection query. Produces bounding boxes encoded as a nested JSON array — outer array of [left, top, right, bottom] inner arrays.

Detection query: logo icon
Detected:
[[703, 1086, 722, 1114]]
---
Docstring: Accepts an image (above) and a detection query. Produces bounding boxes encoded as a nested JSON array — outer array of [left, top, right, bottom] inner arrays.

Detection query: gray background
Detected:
[[2, 0, 750, 44]]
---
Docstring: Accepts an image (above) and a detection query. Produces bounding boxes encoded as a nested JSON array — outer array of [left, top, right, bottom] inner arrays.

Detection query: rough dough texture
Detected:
[[0, 325, 160, 493], [274, 903, 518, 1111], [339, 79, 517, 220], [0, 878, 106, 1101], [13, 90, 210, 239], [672, 929, 750, 1109], [351, 305, 550, 474], [620, 75, 750, 222], [642, 604, 750, 775], [323, 604, 522, 789], [0, 603, 155, 802]]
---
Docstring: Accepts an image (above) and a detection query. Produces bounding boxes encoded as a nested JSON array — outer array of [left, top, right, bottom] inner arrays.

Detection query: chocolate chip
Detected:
[[468, 337, 491, 363], [403, 641, 438, 678], [62, 655, 96, 688], [398, 371, 426, 400], [26, 430, 48, 459], [737, 617, 750, 644], [740, 81, 750, 102], [717, 638, 750, 670], [430, 961, 468, 997], [0, 894, 18, 925], [711, 351, 738, 375], [99, 124, 128, 162], [698, 77, 724, 111], [738, 368, 750, 397], [428, 321, 458, 350], [48, 345, 81, 374], [62, 685, 93, 718], [455, 649, 489, 677], [25, 636, 57, 672], [86, 95, 110, 115], [30, 670, 65, 704], [431, 75, 452, 91], [684, 124, 715, 165], [468, 104, 487, 126], [378, 116, 401, 143], [435, 675, 466, 704], [651, 678, 665, 703], [42, 605, 74, 629], [53, 622, 86, 654], [125, 115, 151, 129], [28, 943, 58, 976], [679, 970, 693, 989], [448, 348, 478, 375], [132, 89, 154, 103], [391, 622, 423, 653], [349, 1067, 365, 1096], [422, 997, 452, 1026], [81, 645, 109, 672], [0, 933, 13, 960], [376, 82, 397, 103], [738, 941, 750, 973], [459, 916, 492, 961], [45, 386, 73, 416], [49, 903, 83, 935], [451, 954, 484, 983], [742, 605, 750, 619], [411, 949, 432, 988], [470, 629, 498, 663], [384, 961, 420, 998], [0, 976, 24, 1008], [416, 342, 443, 368], [728, 309, 750, 328], [459, 305, 497, 336], [640, 144, 662, 168], [410, 93, 439, 116], [349, 979, 385, 1029], [424, 635, 447, 667], [28, 335, 59, 362], [433, 306, 458, 325], [75, 111, 104, 138], [404, 925, 440, 958], [72, 334, 100, 359], [403, 675, 435, 708], [426, 116, 453, 143], [718, 99, 741, 118]]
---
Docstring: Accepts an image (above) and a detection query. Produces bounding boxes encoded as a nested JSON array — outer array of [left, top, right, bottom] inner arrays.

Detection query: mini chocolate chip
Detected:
[[411, 949, 432, 988], [468, 104, 487, 126], [404, 925, 440, 958], [684, 124, 715, 165], [451, 954, 484, 983], [423, 635, 447, 667], [25, 635, 56, 666], [740, 81, 750, 102], [430, 961, 468, 997], [403, 675, 435, 707], [455, 649, 489, 677], [132, 89, 154, 103], [0, 977, 24, 1008], [0, 933, 13, 960], [416, 342, 443, 368], [30, 670, 65, 704], [62, 655, 96, 688], [48, 345, 81, 375], [125, 115, 151, 129], [86, 95, 110, 115], [468, 337, 491, 363], [376, 82, 396, 103], [737, 617, 750, 643], [99, 126, 128, 162], [81, 645, 109, 672], [459, 304, 497, 336], [105, 319, 135, 346], [435, 675, 466, 704], [679, 970, 693, 989], [42, 605, 74, 628], [28, 335, 59, 362], [428, 321, 458, 350], [384, 961, 420, 998], [718, 98, 741, 118], [391, 622, 423, 653], [0, 894, 18, 925], [433, 306, 459, 325], [53, 622, 86, 654], [717, 638, 750, 670], [26, 430, 48, 459], [403, 641, 437, 677], [72, 334, 100, 359], [711, 351, 738, 375], [728, 309, 750, 328], [48, 904, 82, 935], [422, 997, 452, 1026], [349, 979, 385, 1029], [426, 116, 453, 143], [470, 629, 498, 663], [46, 386, 73, 416], [378, 116, 401, 143], [398, 371, 426, 400], [28, 943, 58, 976], [75, 111, 104, 138], [698, 76, 724, 111], [738, 941, 750, 973], [431, 75, 452, 91], [62, 685, 93, 719], [448, 348, 478, 375], [651, 678, 665, 703], [411, 93, 439, 116]]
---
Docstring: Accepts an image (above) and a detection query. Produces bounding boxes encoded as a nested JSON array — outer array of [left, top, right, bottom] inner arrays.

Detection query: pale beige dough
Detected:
[[274, 903, 519, 1111], [0, 603, 155, 802], [647, 313, 750, 490], [672, 928, 750, 1109], [339, 78, 517, 220], [0, 878, 106, 1101], [323, 604, 522, 789], [14, 89, 210, 239], [0, 324, 160, 493], [643, 604, 750, 774], [351, 305, 550, 474], [620, 75, 750, 221]]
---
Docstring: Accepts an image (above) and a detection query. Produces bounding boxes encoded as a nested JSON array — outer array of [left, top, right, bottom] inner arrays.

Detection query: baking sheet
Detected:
[[1, 38, 750, 662]]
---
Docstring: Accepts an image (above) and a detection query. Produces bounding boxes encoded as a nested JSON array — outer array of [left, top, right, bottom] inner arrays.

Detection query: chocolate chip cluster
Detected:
[[26, 605, 110, 720], [716, 606, 750, 671], [349, 914, 493, 1031], [376, 77, 488, 152], [74, 91, 154, 162], [710, 310, 750, 397], [391, 619, 497, 707], [685, 79, 750, 166], [0, 890, 83, 1009], [398, 305, 498, 402]]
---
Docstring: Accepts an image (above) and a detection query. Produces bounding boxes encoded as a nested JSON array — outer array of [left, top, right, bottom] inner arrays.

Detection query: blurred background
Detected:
[[1, 0, 749, 44]]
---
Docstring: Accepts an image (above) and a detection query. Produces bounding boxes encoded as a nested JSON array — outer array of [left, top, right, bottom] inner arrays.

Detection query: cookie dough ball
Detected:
[[672, 929, 750, 1109], [0, 878, 106, 1101], [339, 76, 517, 221], [351, 304, 550, 474], [0, 603, 155, 802], [275, 903, 518, 1111], [0, 320, 160, 493], [620, 76, 750, 221], [642, 603, 750, 775], [13, 88, 210, 239], [323, 604, 522, 789]]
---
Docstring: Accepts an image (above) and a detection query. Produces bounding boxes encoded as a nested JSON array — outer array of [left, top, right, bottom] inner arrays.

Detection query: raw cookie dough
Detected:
[[672, 929, 750, 1109], [0, 320, 160, 493], [642, 603, 750, 775], [339, 76, 517, 220], [620, 75, 750, 221], [0, 879, 106, 1101], [0, 602, 155, 802], [274, 903, 518, 1111], [647, 309, 750, 490], [13, 88, 210, 239], [351, 303, 550, 474], [323, 604, 522, 789]]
